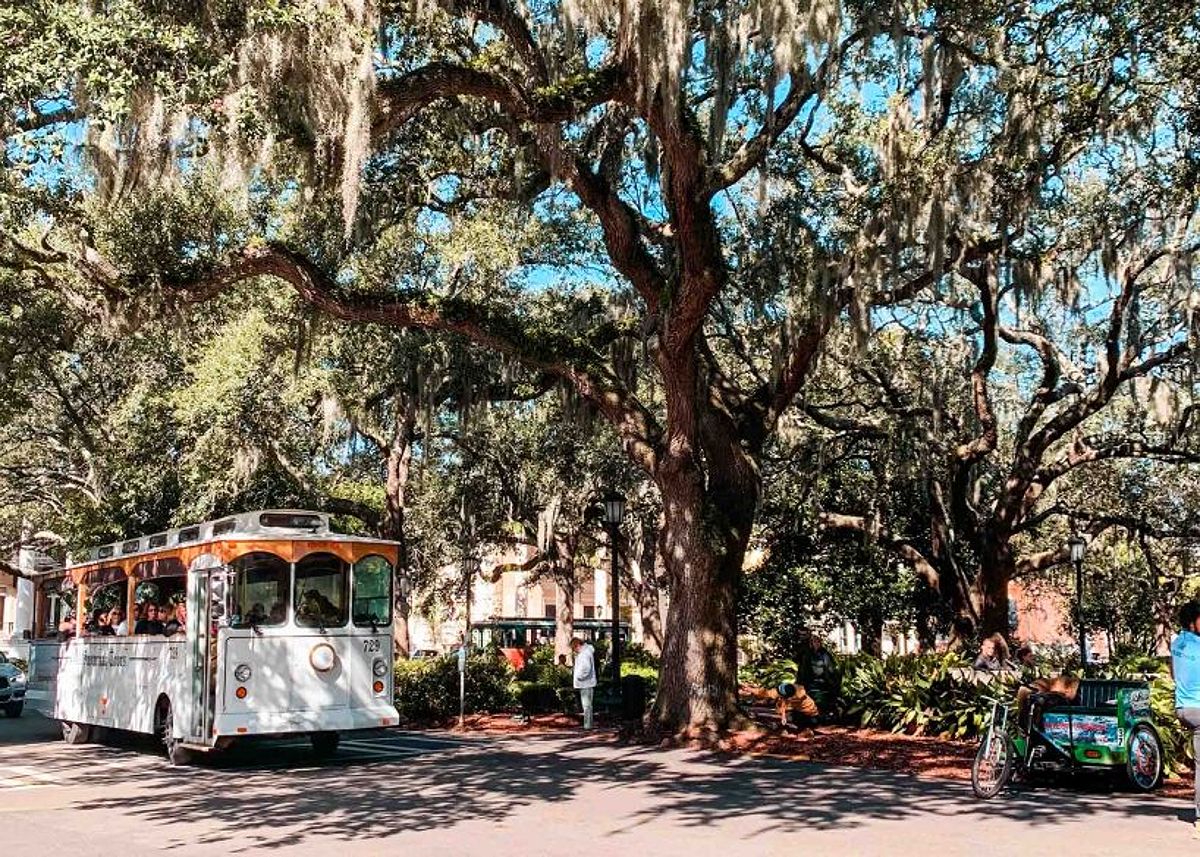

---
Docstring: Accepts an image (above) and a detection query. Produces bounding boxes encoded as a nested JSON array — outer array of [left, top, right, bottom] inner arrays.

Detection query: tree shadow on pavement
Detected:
[[51, 732, 1190, 852]]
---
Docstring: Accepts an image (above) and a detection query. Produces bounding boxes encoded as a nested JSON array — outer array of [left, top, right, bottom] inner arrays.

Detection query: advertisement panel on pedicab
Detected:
[[1042, 713, 1122, 749]]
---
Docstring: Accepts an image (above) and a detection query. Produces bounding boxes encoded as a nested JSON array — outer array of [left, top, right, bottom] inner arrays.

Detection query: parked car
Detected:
[[0, 652, 26, 717], [409, 649, 443, 660]]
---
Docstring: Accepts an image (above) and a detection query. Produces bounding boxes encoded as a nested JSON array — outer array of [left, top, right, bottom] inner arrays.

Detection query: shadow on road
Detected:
[[26, 728, 1182, 852]]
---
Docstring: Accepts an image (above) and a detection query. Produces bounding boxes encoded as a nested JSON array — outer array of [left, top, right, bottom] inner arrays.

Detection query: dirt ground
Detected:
[[440, 712, 1195, 800]]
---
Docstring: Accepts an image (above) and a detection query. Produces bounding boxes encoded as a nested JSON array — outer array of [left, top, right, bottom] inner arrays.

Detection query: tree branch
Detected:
[[176, 243, 664, 476]]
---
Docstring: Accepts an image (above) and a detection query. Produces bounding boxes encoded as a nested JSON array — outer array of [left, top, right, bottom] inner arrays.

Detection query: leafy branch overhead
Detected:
[[2, 0, 1198, 734]]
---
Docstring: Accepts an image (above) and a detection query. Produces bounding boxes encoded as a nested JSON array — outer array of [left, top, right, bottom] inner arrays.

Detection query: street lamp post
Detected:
[[602, 491, 626, 695], [459, 554, 478, 730], [1068, 534, 1087, 670]]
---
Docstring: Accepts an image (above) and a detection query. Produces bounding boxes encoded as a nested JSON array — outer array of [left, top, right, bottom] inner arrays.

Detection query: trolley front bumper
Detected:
[[212, 704, 399, 738]]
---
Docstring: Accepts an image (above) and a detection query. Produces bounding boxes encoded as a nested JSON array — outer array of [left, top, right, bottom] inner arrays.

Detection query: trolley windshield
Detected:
[[352, 555, 393, 627]]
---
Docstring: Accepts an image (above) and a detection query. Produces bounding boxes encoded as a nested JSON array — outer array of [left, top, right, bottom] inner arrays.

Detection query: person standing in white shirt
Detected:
[[571, 637, 598, 729]]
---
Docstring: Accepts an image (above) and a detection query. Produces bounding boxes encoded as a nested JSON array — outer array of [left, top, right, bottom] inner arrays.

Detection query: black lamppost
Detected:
[[602, 491, 626, 691], [1068, 534, 1087, 669]]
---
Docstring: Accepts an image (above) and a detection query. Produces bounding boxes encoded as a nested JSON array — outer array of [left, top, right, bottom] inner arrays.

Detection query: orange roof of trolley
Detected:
[[67, 509, 401, 586]]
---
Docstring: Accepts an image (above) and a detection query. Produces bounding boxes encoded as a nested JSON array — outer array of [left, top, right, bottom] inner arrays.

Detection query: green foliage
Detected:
[[620, 662, 659, 702], [739, 658, 801, 691], [517, 643, 573, 687], [621, 642, 660, 669], [839, 652, 998, 740], [392, 652, 515, 722]]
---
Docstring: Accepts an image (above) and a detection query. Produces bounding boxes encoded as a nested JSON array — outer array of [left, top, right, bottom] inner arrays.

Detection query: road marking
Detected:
[[338, 736, 455, 750], [376, 731, 479, 747], [0, 765, 58, 791], [337, 745, 426, 760]]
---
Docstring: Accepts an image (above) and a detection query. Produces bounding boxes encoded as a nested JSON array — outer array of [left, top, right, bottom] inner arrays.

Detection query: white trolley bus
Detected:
[[27, 510, 399, 763]]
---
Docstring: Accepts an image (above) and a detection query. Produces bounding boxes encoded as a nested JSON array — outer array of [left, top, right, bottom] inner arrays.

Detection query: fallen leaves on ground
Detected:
[[410, 712, 1194, 800]]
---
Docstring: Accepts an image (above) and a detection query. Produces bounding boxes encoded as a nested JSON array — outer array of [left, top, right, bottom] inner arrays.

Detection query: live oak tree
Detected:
[[7, 0, 1198, 731], [812, 178, 1200, 639]]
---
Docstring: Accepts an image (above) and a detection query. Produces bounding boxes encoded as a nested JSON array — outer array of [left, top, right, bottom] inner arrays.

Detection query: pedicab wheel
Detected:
[[1125, 723, 1164, 792], [61, 720, 92, 744], [971, 731, 1014, 799]]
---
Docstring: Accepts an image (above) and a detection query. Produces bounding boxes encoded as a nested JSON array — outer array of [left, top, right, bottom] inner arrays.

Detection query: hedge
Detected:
[[393, 652, 515, 722]]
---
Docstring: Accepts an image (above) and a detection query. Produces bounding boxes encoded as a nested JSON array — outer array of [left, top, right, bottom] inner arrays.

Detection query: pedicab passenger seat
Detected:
[[1071, 679, 1145, 710]]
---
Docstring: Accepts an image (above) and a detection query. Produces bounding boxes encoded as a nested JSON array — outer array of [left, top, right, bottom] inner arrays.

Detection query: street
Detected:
[[1, 711, 1195, 856]]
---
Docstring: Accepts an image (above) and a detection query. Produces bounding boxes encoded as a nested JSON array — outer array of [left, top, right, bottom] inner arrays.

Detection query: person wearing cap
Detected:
[[1171, 600, 1200, 838], [571, 637, 597, 729]]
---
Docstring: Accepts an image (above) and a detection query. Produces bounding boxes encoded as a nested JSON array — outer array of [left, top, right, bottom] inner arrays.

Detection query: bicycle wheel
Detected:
[[1125, 724, 1164, 792], [971, 729, 1014, 799]]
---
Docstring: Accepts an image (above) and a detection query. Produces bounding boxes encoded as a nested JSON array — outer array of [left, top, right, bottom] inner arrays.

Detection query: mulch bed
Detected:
[[412, 712, 1194, 800]]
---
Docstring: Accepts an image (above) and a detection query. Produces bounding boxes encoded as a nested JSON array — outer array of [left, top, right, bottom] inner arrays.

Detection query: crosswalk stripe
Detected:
[[337, 746, 425, 760], [0, 765, 57, 791], [339, 736, 448, 750]]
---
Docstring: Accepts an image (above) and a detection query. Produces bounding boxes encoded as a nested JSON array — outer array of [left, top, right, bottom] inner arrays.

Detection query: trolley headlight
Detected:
[[11, 671, 26, 686], [372, 657, 387, 678], [309, 643, 336, 672], [233, 663, 252, 682]]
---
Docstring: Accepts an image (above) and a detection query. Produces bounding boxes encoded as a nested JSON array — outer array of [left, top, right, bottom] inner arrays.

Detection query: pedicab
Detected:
[[971, 678, 1164, 798]]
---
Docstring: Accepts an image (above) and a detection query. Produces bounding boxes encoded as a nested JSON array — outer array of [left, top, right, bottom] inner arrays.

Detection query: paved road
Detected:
[[2, 710, 1195, 856]]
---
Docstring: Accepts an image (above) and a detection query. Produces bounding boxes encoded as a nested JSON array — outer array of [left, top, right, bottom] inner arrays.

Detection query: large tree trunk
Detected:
[[859, 610, 884, 657], [554, 577, 576, 659], [974, 530, 1015, 640], [649, 422, 759, 735], [627, 512, 665, 655], [382, 409, 415, 658]]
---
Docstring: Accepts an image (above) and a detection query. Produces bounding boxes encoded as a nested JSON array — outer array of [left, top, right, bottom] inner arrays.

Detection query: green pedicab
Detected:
[[972, 678, 1164, 799]]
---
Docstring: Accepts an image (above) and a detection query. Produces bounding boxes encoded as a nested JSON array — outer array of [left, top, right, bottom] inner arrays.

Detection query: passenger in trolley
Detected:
[[25, 510, 402, 765]]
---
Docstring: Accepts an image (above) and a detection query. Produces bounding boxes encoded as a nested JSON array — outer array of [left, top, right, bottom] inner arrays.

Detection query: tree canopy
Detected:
[[2, 0, 1199, 733]]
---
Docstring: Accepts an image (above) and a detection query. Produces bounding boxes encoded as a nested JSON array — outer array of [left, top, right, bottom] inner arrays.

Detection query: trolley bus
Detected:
[[26, 510, 399, 764]]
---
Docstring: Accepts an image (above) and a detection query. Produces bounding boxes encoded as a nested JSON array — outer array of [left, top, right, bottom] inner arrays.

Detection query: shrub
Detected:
[[622, 642, 660, 668], [394, 652, 516, 722], [620, 662, 659, 703], [740, 658, 800, 691], [839, 652, 999, 739], [518, 643, 573, 688]]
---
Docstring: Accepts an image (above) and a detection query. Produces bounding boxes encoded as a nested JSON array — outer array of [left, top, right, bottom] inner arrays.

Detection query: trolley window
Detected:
[[295, 552, 348, 628], [229, 552, 291, 628], [352, 555, 393, 628]]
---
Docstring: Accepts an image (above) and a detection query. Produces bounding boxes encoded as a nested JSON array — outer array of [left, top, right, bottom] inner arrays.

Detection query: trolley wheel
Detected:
[[310, 731, 340, 758], [61, 720, 92, 744], [3, 701, 22, 718], [971, 730, 1015, 799], [155, 699, 192, 767], [1126, 723, 1164, 792]]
